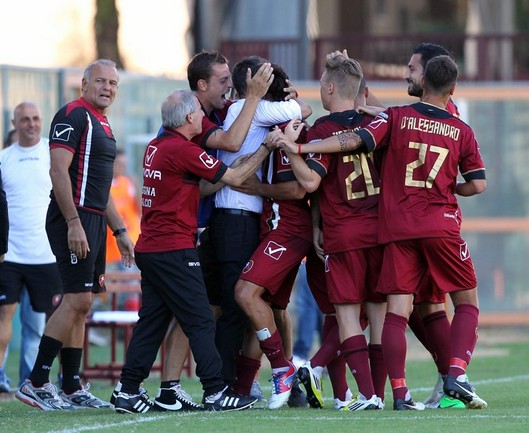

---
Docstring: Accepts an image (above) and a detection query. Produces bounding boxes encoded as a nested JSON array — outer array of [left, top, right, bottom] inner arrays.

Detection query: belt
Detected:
[[214, 208, 261, 219]]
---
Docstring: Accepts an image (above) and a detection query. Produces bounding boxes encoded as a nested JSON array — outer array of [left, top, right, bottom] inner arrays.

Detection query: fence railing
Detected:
[[221, 33, 529, 81]]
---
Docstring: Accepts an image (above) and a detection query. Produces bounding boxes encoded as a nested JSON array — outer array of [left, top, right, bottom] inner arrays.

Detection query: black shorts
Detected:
[[46, 200, 107, 294], [0, 261, 62, 313]]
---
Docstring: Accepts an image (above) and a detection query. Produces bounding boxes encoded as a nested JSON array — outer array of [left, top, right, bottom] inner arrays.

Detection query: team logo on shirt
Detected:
[[368, 114, 388, 130], [279, 149, 290, 166], [242, 260, 254, 273], [459, 242, 470, 261], [263, 241, 286, 260], [199, 151, 219, 169], [307, 152, 321, 160], [99, 274, 105, 287], [145, 145, 158, 167], [51, 123, 74, 141], [324, 255, 330, 273]]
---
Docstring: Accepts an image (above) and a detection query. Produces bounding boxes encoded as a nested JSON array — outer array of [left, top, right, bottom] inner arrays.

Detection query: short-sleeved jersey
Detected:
[[260, 147, 312, 242], [49, 97, 117, 213], [191, 101, 232, 150], [305, 110, 381, 253], [135, 130, 228, 253], [357, 102, 486, 243]]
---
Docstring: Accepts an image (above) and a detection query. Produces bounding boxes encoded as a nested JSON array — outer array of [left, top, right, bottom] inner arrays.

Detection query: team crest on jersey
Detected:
[[242, 260, 254, 273], [99, 274, 105, 286], [459, 242, 470, 261], [369, 114, 388, 130], [324, 255, 330, 272], [199, 151, 219, 169], [51, 123, 74, 142], [145, 145, 158, 166], [279, 149, 290, 166], [264, 241, 286, 260], [307, 152, 321, 160]]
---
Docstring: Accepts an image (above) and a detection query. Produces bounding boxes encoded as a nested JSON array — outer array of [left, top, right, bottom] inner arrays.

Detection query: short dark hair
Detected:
[[187, 50, 228, 91], [424, 55, 458, 94], [266, 64, 289, 102], [412, 43, 452, 69], [231, 56, 267, 97]]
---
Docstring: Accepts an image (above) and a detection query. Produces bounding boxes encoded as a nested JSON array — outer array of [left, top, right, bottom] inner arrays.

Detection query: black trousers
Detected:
[[208, 209, 261, 384], [121, 249, 224, 396]]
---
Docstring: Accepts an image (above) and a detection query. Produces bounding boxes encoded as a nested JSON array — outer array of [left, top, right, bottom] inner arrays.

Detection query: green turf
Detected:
[[1, 328, 528, 433]]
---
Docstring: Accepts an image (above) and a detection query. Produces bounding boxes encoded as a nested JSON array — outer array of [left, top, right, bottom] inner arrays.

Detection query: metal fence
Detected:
[[221, 33, 529, 82]]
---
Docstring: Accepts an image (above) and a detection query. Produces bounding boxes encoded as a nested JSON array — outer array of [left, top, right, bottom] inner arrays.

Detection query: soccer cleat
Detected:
[[297, 362, 324, 408], [334, 389, 353, 410], [113, 391, 159, 414], [250, 379, 266, 402], [16, 379, 74, 411], [154, 385, 203, 411], [423, 373, 445, 408], [393, 398, 425, 411], [110, 381, 147, 408], [287, 378, 308, 408], [439, 395, 466, 409], [268, 362, 297, 410], [59, 384, 111, 409], [443, 374, 488, 409], [339, 394, 384, 411], [204, 386, 257, 412]]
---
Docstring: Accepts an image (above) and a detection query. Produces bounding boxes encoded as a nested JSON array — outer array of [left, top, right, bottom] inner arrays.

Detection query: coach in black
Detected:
[[16, 59, 135, 411]]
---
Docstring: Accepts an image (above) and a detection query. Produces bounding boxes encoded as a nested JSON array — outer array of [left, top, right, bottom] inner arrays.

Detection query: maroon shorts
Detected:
[[414, 271, 446, 304], [325, 246, 384, 305], [377, 237, 477, 296], [240, 231, 312, 308]]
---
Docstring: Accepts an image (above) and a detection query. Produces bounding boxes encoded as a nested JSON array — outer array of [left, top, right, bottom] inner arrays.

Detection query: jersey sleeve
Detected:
[[49, 107, 86, 153], [192, 116, 222, 149], [252, 100, 302, 127], [356, 110, 392, 153], [459, 129, 486, 181], [181, 143, 228, 183]]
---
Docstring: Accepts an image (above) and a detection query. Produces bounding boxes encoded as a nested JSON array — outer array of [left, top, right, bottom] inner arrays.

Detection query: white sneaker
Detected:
[[339, 394, 383, 411], [334, 389, 353, 410]]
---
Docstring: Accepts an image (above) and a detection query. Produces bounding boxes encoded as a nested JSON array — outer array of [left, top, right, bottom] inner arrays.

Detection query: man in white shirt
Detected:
[[0, 102, 62, 392], [209, 56, 311, 387]]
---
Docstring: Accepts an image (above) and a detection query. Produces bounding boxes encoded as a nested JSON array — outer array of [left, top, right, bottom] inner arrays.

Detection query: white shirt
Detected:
[[215, 99, 302, 212], [0, 138, 56, 264]]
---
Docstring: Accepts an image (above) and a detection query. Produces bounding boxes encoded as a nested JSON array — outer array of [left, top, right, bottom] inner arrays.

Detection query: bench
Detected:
[[81, 271, 192, 382]]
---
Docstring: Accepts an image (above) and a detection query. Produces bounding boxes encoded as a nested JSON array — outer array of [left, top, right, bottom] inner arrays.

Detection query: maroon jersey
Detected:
[[305, 110, 381, 253], [260, 148, 312, 242], [49, 97, 116, 213], [357, 102, 486, 244], [135, 130, 227, 253], [192, 101, 233, 149]]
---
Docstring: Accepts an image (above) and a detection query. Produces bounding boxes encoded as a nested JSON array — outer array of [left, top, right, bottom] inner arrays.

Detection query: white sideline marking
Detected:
[[49, 374, 529, 433]]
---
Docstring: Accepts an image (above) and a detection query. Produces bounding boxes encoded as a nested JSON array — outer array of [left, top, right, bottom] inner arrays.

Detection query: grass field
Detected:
[[0, 327, 527, 433]]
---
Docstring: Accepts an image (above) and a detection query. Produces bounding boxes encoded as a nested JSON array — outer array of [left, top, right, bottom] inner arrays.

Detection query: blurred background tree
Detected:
[[94, 0, 125, 69]]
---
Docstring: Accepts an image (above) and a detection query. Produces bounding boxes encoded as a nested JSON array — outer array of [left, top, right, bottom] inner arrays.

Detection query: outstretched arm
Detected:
[[206, 63, 274, 152]]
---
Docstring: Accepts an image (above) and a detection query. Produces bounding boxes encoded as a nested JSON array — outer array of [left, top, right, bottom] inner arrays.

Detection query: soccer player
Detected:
[[279, 55, 487, 410], [273, 51, 386, 411]]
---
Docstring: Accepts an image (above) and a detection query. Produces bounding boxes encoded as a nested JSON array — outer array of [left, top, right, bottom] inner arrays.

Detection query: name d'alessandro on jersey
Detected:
[[400, 116, 461, 140]]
